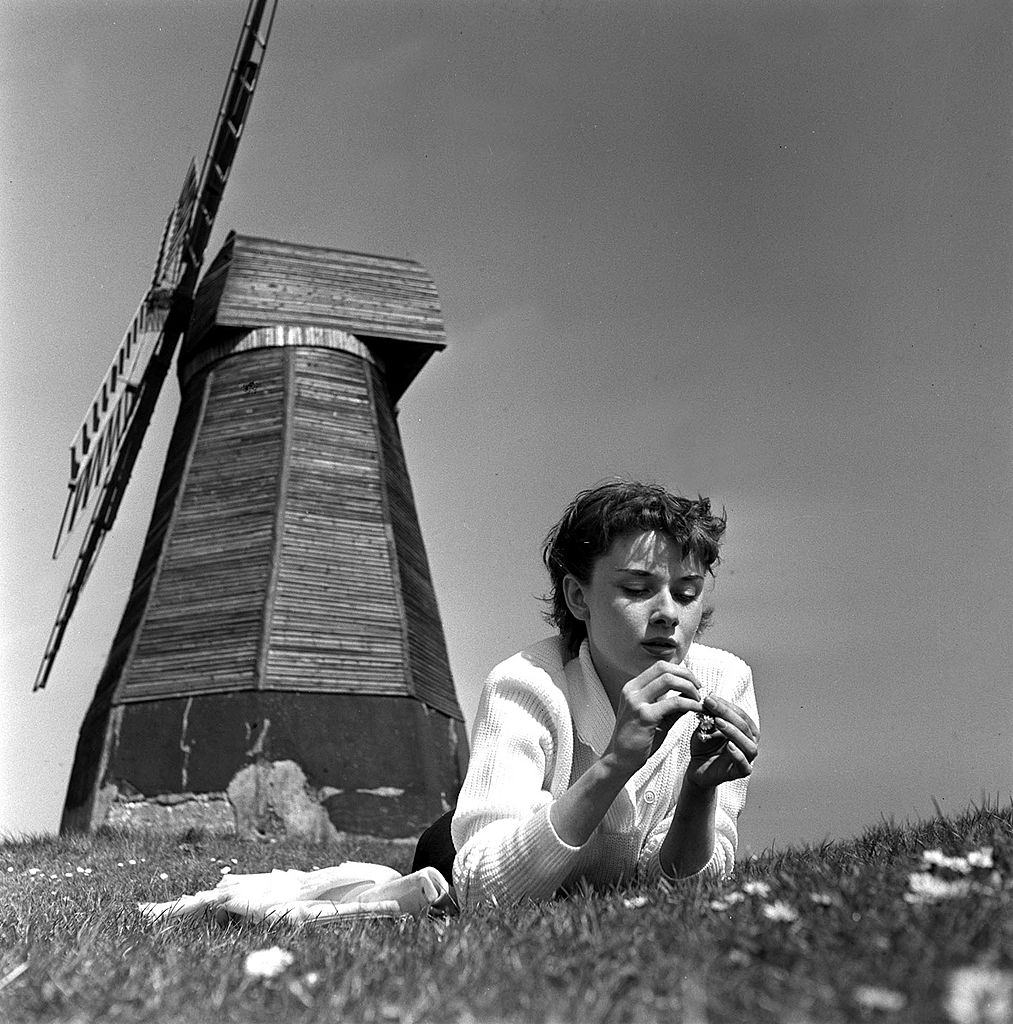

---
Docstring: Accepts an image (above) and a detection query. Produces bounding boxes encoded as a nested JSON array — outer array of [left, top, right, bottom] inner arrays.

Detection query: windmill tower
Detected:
[[37, 0, 466, 839]]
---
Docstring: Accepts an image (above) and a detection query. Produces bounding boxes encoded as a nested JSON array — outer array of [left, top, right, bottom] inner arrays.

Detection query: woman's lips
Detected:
[[641, 640, 679, 659]]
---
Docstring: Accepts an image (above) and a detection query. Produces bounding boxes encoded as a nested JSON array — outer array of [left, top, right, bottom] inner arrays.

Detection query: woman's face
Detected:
[[563, 529, 707, 697]]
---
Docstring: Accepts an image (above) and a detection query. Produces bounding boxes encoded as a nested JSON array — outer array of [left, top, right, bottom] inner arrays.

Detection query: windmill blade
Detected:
[[52, 287, 166, 557], [185, 0, 279, 283], [36, 0, 279, 691], [52, 160, 197, 559], [152, 159, 199, 294], [35, 298, 186, 693]]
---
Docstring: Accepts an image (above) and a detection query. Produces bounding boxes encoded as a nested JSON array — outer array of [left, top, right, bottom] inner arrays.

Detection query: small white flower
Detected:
[[159, 872, 168, 881], [27, 868, 39, 876], [244, 947, 294, 979], [230, 858, 238, 865], [709, 899, 730, 911], [944, 965, 1013, 1024], [923, 849, 972, 874], [809, 892, 834, 906], [742, 881, 771, 897], [220, 866, 232, 874], [725, 891, 746, 905], [966, 847, 994, 870], [117, 862, 124, 867], [853, 985, 907, 1013], [128, 859, 136, 865], [304, 972, 320, 987], [622, 895, 649, 909], [761, 900, 798, 923], [905, 872, 972, 903]]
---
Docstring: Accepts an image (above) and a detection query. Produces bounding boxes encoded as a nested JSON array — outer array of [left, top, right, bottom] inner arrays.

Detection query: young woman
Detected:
[[414, 481, 759, 909]]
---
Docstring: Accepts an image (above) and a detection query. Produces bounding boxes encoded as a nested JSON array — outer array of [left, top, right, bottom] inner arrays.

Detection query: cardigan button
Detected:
[[643, 791, 656, 804]]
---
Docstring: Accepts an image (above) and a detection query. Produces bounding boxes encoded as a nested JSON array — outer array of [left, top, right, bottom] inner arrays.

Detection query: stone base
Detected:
[[227, 760, 340, 843], [62, 691, 464, 839], [89, 759, 434, 843], [102, 788, 235, 833]]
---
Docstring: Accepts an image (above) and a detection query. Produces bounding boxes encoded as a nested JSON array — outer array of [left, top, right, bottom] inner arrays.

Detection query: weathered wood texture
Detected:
[[183, 233, 445, 402], [265, 345, 425, 699], [103, 339, 460, 714], [62, 236, 464, 835]]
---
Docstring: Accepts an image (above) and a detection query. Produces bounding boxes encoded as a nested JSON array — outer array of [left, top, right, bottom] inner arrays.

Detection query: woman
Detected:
[[415, 480, 760, 909]]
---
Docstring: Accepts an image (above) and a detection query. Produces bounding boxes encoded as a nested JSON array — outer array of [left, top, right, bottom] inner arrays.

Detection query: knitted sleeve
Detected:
[[451, 653, 584, 908], [637, 658, 759, 887]]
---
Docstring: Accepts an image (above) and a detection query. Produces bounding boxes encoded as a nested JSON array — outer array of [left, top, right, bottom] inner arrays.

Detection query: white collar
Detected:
[[561, 640, 619, 757], [565, 640, 696, 762]]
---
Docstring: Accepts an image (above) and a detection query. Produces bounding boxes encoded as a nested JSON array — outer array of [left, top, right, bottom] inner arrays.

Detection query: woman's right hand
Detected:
[[604, 661, 704, 775]]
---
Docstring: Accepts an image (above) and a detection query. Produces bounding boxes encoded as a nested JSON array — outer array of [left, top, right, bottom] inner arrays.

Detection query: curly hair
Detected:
[[541, 480, 727, 657]]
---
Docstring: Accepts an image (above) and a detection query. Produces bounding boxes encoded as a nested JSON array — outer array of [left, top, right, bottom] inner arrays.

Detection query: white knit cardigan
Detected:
[[451, 636, 758, 908]]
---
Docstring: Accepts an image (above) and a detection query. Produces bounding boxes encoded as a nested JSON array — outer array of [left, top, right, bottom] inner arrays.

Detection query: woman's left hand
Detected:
[[686, 694, 759, 789]]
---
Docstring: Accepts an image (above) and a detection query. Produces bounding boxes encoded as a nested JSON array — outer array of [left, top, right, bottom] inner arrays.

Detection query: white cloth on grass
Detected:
[[138, 862, 455, 925]]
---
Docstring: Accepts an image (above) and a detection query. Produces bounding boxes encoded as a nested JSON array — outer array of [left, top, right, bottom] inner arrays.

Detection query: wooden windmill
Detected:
[[37, 0, 467, 840]]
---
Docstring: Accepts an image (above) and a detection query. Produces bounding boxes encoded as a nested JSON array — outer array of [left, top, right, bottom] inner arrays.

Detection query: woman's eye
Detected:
[[621, 586, 648, 596], [677, 590, 700, 604]]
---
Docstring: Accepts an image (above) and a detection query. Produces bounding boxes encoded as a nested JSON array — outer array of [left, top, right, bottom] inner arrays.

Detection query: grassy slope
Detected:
[[0, 800, 1009, 1024]]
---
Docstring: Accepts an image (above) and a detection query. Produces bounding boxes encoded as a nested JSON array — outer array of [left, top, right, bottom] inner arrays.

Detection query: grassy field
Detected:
[[1, 800, 1009, 1024]]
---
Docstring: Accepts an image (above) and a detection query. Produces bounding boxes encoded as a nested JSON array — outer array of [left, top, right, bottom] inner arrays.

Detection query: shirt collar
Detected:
[[562, 640, 618, 756], [566, 640, 702, 759]]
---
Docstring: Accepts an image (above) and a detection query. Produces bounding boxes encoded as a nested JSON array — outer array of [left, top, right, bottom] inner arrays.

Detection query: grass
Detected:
[[1, 799, 1010, 1024]]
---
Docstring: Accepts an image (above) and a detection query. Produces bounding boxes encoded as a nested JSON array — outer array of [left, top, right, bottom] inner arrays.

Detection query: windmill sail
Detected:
[[53, 161, 196, 559], [35, 0, 279, 692]]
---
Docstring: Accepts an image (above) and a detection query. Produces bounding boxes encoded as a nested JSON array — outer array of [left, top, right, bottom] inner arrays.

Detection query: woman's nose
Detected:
[[649, 592, 679, 625]]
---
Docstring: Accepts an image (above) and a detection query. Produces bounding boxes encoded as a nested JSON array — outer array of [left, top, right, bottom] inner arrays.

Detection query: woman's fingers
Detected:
[[696, 697, 758, 769], [709, 717, 758, 760], [635, 662, 703, 705], [703, 694, 758, 741], [651, 688, 700, 721], [723, 738, 754, 776]]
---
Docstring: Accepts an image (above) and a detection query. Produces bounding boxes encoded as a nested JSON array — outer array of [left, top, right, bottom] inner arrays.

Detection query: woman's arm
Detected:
[[550, 659, 704, 845], [452, 660, 583, 908], [453, 653, 704, 906], [659, 778, 718, 877], [657, 674, 760, 879]]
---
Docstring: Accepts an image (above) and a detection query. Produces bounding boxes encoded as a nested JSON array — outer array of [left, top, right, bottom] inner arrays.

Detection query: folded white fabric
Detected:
[[138, 862, 456, 925]]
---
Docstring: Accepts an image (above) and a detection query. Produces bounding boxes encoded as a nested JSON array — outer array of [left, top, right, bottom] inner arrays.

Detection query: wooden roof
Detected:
[[180, 233, 446, 402]]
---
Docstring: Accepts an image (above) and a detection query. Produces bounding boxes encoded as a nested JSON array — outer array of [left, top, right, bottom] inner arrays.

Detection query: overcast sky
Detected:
[[2, 0, 1010, 854]]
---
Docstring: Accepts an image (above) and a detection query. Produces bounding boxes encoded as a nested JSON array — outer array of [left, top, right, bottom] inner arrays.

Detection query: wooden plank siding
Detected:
[[182, 234, 446, 402], [370, 368, 460, 718], [96, 234, 461, 722], [117, 348, 285, 700], [264, 346, 412, 696], [64, 235, 466, 833], [67, 371, 211, 785]]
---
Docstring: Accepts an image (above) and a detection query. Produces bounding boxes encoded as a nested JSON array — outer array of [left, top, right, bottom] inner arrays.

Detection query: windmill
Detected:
[[38, 0, 467, 840]]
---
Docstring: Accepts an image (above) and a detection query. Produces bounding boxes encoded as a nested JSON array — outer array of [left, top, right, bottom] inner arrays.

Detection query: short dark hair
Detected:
[[541, 480, 727, 657]]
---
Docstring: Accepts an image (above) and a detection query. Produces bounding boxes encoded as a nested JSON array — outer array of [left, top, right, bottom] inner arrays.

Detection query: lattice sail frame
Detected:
[[35, 0, 279, 691]]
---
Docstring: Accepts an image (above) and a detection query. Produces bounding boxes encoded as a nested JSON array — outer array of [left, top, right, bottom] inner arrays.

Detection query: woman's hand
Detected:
[[686, 694, 759, 789], [604, 661, 704, 775]]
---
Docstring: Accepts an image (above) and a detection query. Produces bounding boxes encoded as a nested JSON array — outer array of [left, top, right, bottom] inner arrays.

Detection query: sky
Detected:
[[1, 0, 1010, 856]]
